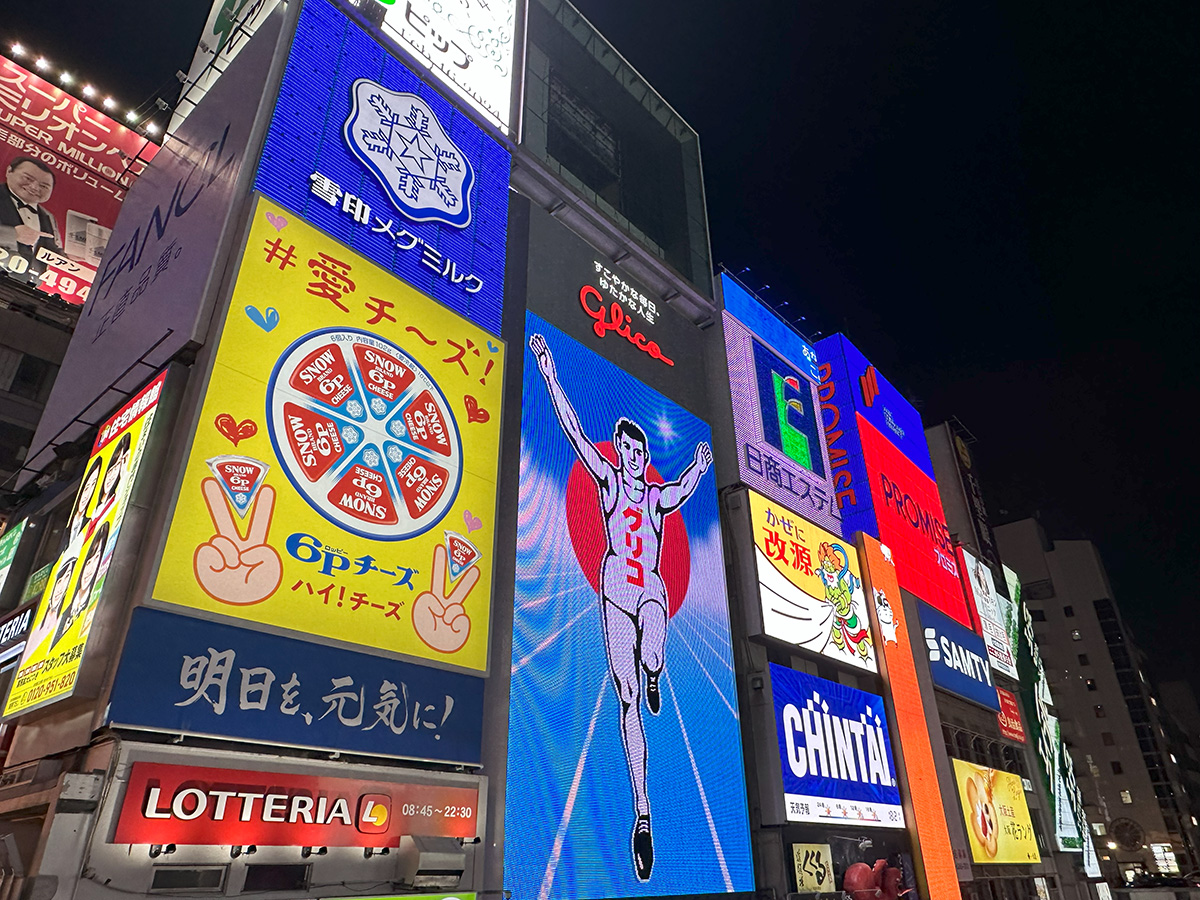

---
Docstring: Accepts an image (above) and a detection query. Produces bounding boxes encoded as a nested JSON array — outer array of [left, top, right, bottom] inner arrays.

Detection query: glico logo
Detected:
[[878, 472, 957, 576], [817, 363, 858, 510], [780, 689, 895, 786], [343, 78, 475, 229]]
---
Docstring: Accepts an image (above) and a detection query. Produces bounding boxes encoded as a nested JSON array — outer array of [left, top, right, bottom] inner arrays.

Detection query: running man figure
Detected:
[[530, 333, 712, 881]]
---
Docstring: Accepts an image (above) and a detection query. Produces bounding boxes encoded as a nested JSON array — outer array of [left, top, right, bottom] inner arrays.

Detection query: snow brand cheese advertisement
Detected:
[[153, 197, 504, 672]]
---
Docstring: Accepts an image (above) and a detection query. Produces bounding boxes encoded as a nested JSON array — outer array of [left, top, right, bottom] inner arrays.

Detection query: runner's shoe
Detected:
[[632, 814, 654, 881], [646, 671, 661, 715]]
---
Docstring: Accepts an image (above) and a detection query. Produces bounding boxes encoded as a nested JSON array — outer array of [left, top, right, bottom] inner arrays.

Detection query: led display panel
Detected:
[[951, 760, 1040, 864], [725, 287, 839, 534], [153, 198, 504, 673], [859, 534, 960, 900], [0, 520, 26, 598], [960, 547, 1017, 679], [771, 663, 904, 829], [996, 688, 1026, 743], [255, 0, 510, 335], [746, 490, 875, 671], [4, 371, 167, 717], [919, 601, 1000, 711], [505, 313, 753, 898]]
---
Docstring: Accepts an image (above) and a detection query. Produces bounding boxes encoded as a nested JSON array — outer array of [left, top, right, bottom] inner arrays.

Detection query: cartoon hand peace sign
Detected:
[[412, 544, 480, 654], [194, 478, 283, 605]]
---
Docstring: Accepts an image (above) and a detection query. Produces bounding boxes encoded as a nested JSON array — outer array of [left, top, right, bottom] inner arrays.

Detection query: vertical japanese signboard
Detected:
[[745, 489, 875, 671], [724, 276, 839, 533], [3, 371, 166, 717], [0, 54, 157, 303], [255, 0, 510, 336], [0, 520, 26, 597], [960, 547, 1017, 679], [153, 198, 504, 673]]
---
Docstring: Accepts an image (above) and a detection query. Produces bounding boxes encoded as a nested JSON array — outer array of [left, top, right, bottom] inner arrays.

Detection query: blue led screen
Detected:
[[504, 312, 753, 899], [255, 0, 510, 335]]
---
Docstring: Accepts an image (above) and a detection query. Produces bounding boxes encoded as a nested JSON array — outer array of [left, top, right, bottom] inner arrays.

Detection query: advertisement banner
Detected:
[[153, 197, 503, 673], [725, 302, 840, 534], [0, 601, 35, 668], [918, 601, 999, 711], [722, 275, 819, 382], [19, 8, 282, 488], [859, 534, 961, 898], [505, 314, 753, 897], [0, 54, 157, 303], [960, 547, 1017, 679], [379, 0, 516, 133], [950, 433, 1000, 569], [996, 688, 1026, 743], [4, 371, 166, 717], [951, 759, 1040, 864], [791, 843, 835, 893], [771, 663, 904, 829], [113, 761, 478, 846], [746, 490, 875, 670], [109, 607, 485, 764], [255, 0, 510, 336], [0, 520, 25, 596]]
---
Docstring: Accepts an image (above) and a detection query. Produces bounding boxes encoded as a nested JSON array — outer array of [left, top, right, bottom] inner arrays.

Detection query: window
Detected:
[[1092, 822, 1108, 836], [1120, 790, 1133, 804], [1095, 705, 1107, 718], [1111, 761, 1124, 774], [1087, 679, 1098, 691], [1102, 732, 1115, 746], [1031, 609, 1047, 622], [1064, 605, 1075, 617], [1079, 653, 1090, 665]]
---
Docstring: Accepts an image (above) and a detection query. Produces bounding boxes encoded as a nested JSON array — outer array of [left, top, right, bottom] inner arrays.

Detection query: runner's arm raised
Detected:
[[658, 442, 712, 513], [529, 333, 611, 483]]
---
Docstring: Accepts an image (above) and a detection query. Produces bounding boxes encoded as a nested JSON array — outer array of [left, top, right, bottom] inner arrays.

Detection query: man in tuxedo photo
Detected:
[[0, 155, 64, 276]]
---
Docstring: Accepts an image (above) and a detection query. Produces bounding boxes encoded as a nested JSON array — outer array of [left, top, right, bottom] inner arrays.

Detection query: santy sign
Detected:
[[114, 763, 478, 846]]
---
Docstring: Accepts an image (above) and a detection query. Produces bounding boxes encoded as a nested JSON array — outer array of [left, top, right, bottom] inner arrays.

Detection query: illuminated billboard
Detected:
[[858, 534, 960, 900], [255, 0, 510, 335], [0, 520, 26, 598], [152, 197, 504, 673], [771, 663, 904, 829], [919, 601, 999, 711], [4, 371, 166, 717], [745, 489, 875, 671], [951, 760, 1040, 864], [724, 281, 840, 533], [379, 0, 516, 133], [960, 547, 1016, 679], [0, 54, 157, 304], [505, 314, 753, 896]]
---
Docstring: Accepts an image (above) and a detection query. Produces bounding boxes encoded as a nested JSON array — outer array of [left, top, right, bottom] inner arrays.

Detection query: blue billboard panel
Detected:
[[721, 274, 819, 383], [770, 664, 904, 828], [816, 333, 934, 479], [109, 607, 484, 764], [255, 0, 510, 335], [918, 601, 1000, 711], [505, 313, 753, 898]]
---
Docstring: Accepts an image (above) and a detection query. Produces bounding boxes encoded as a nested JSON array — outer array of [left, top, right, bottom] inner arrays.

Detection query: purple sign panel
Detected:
[[725, 311, 841, 535]]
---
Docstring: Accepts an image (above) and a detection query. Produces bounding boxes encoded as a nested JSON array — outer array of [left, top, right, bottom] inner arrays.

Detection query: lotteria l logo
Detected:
[[357, 793, 391, 833], [343, 78, 475, 229]]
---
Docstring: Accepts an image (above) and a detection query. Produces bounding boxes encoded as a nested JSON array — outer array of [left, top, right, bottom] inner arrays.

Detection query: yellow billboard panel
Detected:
[[747, 489, 876, 671], [4, 371, 167, 717], [952, 759, 1041, 864], [153, 197, 504, 672]]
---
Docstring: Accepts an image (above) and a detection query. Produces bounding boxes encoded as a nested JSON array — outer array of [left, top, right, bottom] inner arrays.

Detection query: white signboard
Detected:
[[381, 0, 516, 133], [962, 547, 1017, 679]]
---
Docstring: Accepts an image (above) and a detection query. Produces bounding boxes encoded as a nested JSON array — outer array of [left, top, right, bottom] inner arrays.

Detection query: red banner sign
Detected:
[[996, 688, 1026, 743], [113, 763, 478, 847]]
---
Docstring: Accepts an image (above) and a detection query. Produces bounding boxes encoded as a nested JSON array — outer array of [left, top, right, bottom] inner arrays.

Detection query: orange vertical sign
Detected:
[[858, 534, 960, 900]]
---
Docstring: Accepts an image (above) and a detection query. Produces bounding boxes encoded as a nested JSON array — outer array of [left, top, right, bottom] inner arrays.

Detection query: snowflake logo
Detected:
[[342, 425, 361, 445], [388, 420, 407, 438], [370, 396, 388, 417], [343, 78, 475, 229], [363, 448, 381, 467], [386, 444, 404, 464], [235, 492, 248, 505], [346, 399, 364, 418]]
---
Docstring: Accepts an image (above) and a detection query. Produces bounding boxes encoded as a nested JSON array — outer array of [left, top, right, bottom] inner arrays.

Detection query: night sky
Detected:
[[5, 1, 1197, 685]]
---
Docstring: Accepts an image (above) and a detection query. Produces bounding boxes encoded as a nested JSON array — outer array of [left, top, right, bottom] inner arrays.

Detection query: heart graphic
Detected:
[[487, 340, 499, 353], [245, 306, 280, 332], [463, 510, 483, 533], [265, 212, 288, 231], [215, 414, 258, 447], [464, 395, 490, 424]]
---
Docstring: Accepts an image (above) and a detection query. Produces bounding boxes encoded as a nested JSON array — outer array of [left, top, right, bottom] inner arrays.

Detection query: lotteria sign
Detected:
[[919, 602, 999, 711], [113, 763, 478, 846], [771, 663, 904, 829]]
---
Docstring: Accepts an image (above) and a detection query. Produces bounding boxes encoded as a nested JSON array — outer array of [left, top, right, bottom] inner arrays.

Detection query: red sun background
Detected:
[[564, 442, 691, 618]]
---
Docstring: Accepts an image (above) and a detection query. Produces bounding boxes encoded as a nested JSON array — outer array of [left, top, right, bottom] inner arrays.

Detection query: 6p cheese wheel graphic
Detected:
[[266, 328, 463, 540]]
